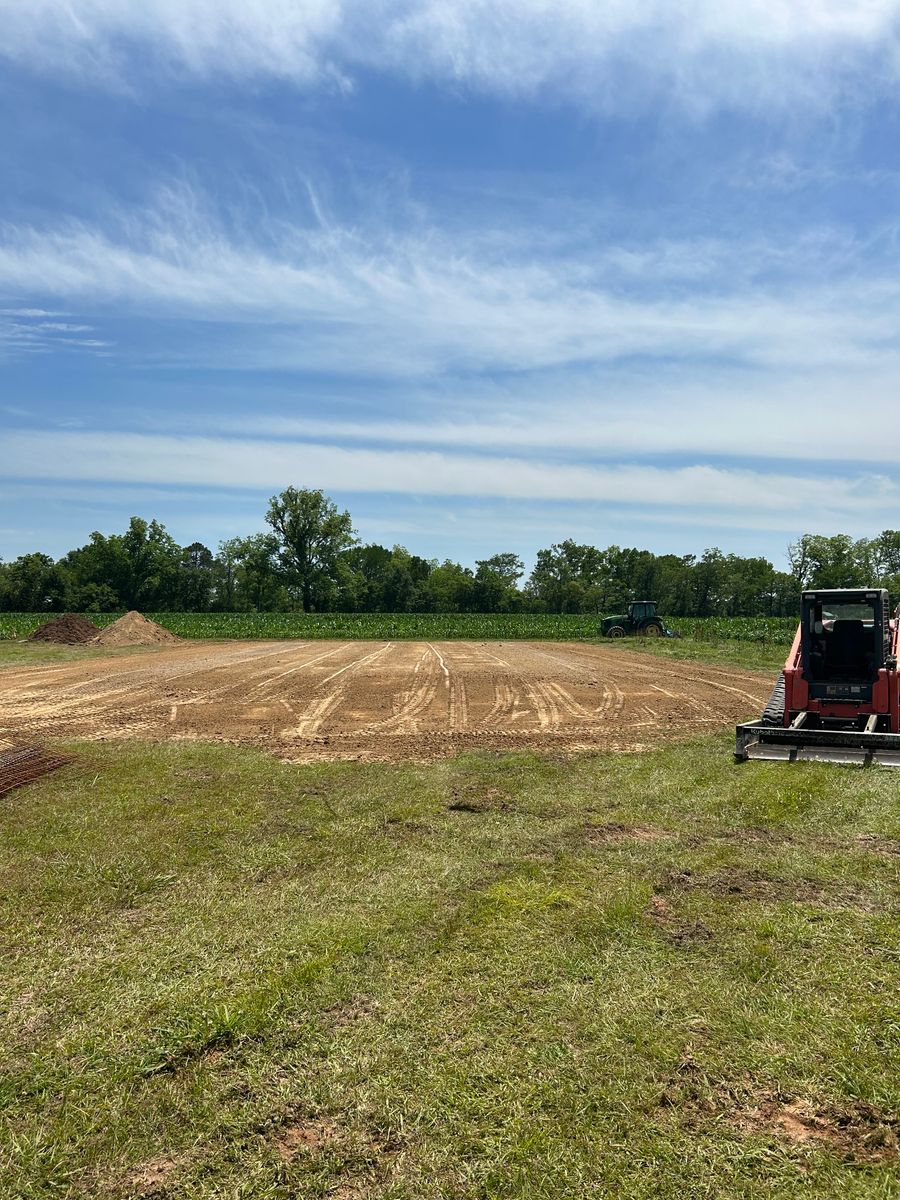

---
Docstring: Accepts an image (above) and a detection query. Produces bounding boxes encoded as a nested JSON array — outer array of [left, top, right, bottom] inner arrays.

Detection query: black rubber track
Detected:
[[761, 672, 786, 725]]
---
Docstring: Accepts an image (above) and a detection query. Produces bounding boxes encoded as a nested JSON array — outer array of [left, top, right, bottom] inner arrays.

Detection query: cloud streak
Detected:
[[2, 198, 900, 378], [1, 430, 896, 537], [0, 309, 111, 362], [218, 365, 900, 466], [2, 1, 899, 114]]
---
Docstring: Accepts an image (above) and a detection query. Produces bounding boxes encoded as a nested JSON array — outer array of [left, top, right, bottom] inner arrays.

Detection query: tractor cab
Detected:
[[801, 588, 894, 699], [629, 601, 657, 625]]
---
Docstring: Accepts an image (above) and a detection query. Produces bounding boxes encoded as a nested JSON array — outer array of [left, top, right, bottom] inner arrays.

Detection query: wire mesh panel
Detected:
[[0, 744, 74, 796]]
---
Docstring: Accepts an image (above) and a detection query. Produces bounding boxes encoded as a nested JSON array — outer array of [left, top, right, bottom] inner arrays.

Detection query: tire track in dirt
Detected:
[[0, 640, 773, 761], [471, 645, 553, 729], [288, 644, 395, 738], [526, 642, 761, 725], [3, 643, 310, 726], [363, 644, 442, 733]]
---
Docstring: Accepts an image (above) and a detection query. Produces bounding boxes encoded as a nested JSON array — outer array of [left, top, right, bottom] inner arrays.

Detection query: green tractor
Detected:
[[600, 600, 678, 639]]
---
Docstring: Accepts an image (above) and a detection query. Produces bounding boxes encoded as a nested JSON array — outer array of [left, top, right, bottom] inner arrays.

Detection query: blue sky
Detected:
[[2, 2, 900, 571]]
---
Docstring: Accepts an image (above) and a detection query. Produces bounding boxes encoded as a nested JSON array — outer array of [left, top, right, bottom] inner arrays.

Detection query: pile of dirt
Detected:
[[28, 613, 100, 644], [94, 611, 180, 647]]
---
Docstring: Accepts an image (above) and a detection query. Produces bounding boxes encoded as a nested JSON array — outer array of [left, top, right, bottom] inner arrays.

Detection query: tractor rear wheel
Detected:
[[607, 626, 626, 639], [642, 622, 663, 638]]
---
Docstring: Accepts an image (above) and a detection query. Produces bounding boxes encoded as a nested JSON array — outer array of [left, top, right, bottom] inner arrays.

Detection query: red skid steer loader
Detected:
[[736, 589, 900, 766]]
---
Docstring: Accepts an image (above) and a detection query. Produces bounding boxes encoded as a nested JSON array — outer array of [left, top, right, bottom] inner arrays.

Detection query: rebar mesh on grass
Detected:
[[0, 745, 74, 795]]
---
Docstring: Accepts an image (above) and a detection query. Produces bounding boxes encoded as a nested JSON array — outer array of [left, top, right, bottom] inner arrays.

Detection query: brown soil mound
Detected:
[[94, 611, 180, 647], [28, 613, 100, 644]]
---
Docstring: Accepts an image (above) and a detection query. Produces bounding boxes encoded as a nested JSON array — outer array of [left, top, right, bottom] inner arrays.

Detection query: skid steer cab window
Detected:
[[820, 602, 875, 626], [804, 595, 881, 683]]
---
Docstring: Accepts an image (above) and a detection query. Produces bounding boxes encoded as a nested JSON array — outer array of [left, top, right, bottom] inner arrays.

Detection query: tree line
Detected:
[[2, 488, 899, 617]]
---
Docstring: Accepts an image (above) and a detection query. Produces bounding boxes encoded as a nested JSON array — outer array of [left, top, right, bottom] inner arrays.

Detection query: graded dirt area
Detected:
[[0, 640, 773, 763]]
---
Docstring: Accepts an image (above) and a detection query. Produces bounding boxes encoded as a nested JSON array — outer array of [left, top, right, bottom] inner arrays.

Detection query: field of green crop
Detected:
[[0, 611, 798, 643], [666, 616, 797, 643]]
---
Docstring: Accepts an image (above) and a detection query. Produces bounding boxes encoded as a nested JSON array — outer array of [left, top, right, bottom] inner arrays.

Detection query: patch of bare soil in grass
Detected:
[[646, 894, 714, 945], [585, 821, 672, 844], [852, 832, 900, 857], [447, 785, 512, 813], [120, 1155, 178, 1197], [733, 1096, 900, 1162], [274, 1117, 337, 1162], [657, 867, 878, 911], [658, 1053, 900, 1164], [326, 994, 380, 1027], [269, 1109, 403, 1195]]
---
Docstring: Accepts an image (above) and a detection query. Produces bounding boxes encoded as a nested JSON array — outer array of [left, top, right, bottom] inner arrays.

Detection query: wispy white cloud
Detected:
[[0, 308, 67, 317], [2, 1, 899, 114], [1, 430, 896, 537], [218, 363, 900, 466], [36, 322, 93, 332], [1, 196, 899, 377], [0, 309, 110, 361]]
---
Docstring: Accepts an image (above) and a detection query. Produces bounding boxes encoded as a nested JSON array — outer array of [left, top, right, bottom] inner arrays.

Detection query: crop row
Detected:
[[0, 612, 799, 644]]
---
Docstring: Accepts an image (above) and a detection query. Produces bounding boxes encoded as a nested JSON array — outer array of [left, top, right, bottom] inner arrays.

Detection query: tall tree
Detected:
[[473, 553, 525, 612], [526, 541, 606, 612], [788, 534, 868, 590], [265, 488, 357, 612], [231, 534, 282, 611], [0, 553, 67, 611], [177, 542, 216, 611]]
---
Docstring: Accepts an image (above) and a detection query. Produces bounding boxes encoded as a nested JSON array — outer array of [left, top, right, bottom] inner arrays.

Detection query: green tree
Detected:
[[63, 518, 182, 609], [691, 548, 726, 616], [177, 542, 215, 611], [265, 488, 357, 612], [428, 560, 475, 612], [526, 541, 606, 613], [217, 535, 283, 611], [788, 534, 869, 590], [721, 554, 776, 616], [119, 518, 182, 607], [0, 553, 67, 611], [473, 553, 524, 612]]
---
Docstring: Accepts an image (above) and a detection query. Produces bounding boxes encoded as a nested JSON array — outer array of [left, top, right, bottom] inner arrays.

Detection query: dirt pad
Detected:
[[94, 611, 180, 647], [27, 613, 99, 644], [0, 640, 772, 763]]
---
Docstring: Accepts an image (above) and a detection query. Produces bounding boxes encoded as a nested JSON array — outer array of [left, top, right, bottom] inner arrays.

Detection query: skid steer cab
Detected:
[[600, 601, 679, 640], [736, 588, 900, 766]]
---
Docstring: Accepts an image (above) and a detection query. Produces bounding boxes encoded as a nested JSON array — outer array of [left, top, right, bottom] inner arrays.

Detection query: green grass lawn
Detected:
[[2, 736, 897, 1198]]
